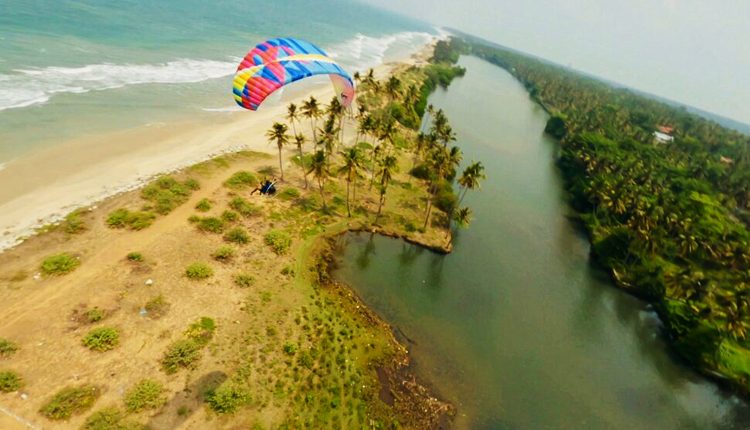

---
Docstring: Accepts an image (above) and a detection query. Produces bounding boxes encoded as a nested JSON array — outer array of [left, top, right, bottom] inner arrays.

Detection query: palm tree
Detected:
[[286, 103, 299, 136], [308, 150, 328, 209], [457, 161, 486, 207], [338, 147, 363, 217], [266, 122, 290, 180], [385, 76, 401, 102], [301, 96, 321, 143], [327, 96, 345, 147], [449, 206, 473, 244], [294, 134, 308, 189], [318, 116, 339, 165], [375, 154, 399, 220]]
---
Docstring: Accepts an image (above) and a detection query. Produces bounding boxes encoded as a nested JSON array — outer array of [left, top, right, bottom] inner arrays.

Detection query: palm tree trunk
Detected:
[[309, 118, 317, 143], [423, 199, 433, 230], [376, 192, 385, 220], [298, 145, 308, 189], [278, 144, 284, 180], [346, 179, 351, 217], [318, 177, 326, 209]]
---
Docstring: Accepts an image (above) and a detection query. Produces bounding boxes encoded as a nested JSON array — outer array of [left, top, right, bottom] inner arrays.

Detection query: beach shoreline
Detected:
[[0, 39, 439, 253]]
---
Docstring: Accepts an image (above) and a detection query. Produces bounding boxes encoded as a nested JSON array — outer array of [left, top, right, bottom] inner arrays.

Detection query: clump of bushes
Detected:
[[196, 216, 224, 234], [224, 171, 258, 189], [221, 210, 239, 223], [41, 253, 80, 276], [85, 308, 105, 323], [204, 382, 250, 414], [278, 187, 300, 201], [233, 273, 254, 288], [144, 295, 169, 319], [125, 252, 144, 262], [124, 379, 165, 412], [63, 210, 86, 234], [106, 208, 156, 230], [39, 384, 101, 420], [212, 245, 236, 262], [0, 370, 23, 392], [228, 197, 259, 217], [161, 339, 201, 374], [141, 176, 197, 215], [0, 338, 19, 357], [224, 227, 249, 244], [282, 342, 297, 356], [185, 317, 216, 347], [82, 327, 120, 352], [195, 198, 212, 212], [264, 230, 291, 255], [185, 262, 213, 279], [82, 406, 138, 430]]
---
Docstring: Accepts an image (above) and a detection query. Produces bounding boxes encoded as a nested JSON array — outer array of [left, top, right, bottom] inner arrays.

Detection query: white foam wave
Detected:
[[327, 31, 435, 72], [0, 58, 237, 111]]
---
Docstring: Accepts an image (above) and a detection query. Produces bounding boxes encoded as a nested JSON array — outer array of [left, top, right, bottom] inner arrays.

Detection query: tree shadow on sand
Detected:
[[146, 371, 227, 430]]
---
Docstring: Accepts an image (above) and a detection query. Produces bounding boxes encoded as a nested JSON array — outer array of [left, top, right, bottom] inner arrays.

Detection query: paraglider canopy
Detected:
[[233, 38, 355, 111]]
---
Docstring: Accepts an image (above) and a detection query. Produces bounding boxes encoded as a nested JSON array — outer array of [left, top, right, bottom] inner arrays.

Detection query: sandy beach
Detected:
[[0, 44, 435, 252]]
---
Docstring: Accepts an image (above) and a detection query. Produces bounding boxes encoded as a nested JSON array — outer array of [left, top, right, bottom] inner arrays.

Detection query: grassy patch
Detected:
[[39, 384, 101, 420], [0, 370, 23, 392], [82, 406, 140, 430], [124, 379, 166, 412], [228, 196, 260, 218], [41, 253, 80, 276], [196, 216, 225, 234], [264, 230, 292, 255], [144, 295, 170, 319], [161, 339, 201, 374], [106, 208, 156, 230], [82, 327, 120, 352], [212, 245, 236, 262], [224, 171, 258, 189], [63, 210, 87, 234], [141, 176, 196, 215], [85, 308, 106, 323], [224, 227, 249, 244], [221, 210, 239, 223], [233, 273, 255, 288], [185, 317, 216, 347], [205, 382, 251, 414], [278, 187, 301, 201], [185, 262, 213, 279], [0, 338, 19, 357], [195, 198, 212, 212], [125, 252, 144, 262]]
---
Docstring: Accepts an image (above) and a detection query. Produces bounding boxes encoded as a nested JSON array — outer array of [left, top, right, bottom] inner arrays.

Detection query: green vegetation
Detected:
[[264, 230, 292, 255], [461, 35, 750, 392], [123, 379, 165, 412], [228, 196, 260, 217], [41, 252, 80, 276], [85, 308, 105, 323], [224, 171, 258, 189], [233, 273, 255, 288], [82, 406, 141, 430], [125, 251, 144, 262], [144, 295, 169, 319], [39, 384, 101, 420], [161, 339, 201, 374], [0, 338, 19, 357], [278, 187, 300, 201], [195, 198, 212, 212], [82, 327, 120, 352], [106, 209, 156, 230], [0, 370, 23, 392], [185, 262, 213, 279], [221, 209, 239, 222], [205, 382, 251, 414], [196, 216, 225, 234], [212, 245, 236, 262], [141, 176, 197, 215], [63, 210, 87, 234], [224, 226, 250, 244], [185, 317, 216, 347]]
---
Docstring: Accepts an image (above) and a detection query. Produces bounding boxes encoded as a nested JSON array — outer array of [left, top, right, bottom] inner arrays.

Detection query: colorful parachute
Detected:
[[233, 38, 355, 111]]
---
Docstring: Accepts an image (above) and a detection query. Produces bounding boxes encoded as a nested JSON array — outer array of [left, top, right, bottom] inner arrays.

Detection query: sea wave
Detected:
[[0, 31, 435, 112]]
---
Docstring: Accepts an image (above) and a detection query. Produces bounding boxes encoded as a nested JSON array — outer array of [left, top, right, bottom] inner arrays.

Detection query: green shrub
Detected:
[[85, 308, 105, 323], [41, 253, 80, 276], [185, 262, 213, 279], [224, 171, 258, 189], [63, 211, 86, 234], [212, 245, 235, 262], [0, 338, 19, 357], [106, 208, 155, 230], [0, 371, 23, 392], [161, 339, 201, 374], [228, 197, 259, 217], [125, 252, 144, 262], [264, 230, 291, 255], [82, 327, 120, 352], [188, 215, 200, 223], [124, 379, 165, 412], [224, 227, 249, 244], [205, 382, 251, 414], [221, 210, 239, 223], [233, 273, 254, 288], [197, 217, 224, 234], [39, 385, 101, 420], [185, 317, 216, 346], [184, 178, 200, 190], [106, 208, 130, 228], [282, 342, 297, 356], [278, 188, 300, 201], [195, 198, 212, 212], [144, 295, 169, 319], [82, 406, 140, 430], [141, 176, 194, 215]]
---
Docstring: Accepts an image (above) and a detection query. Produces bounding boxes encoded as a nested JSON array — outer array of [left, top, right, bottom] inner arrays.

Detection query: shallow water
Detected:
[[334, 55, 750, 429]]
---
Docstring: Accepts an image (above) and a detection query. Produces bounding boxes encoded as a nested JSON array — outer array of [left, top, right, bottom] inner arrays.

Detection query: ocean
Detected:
[[0, 0, 436, 162]]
